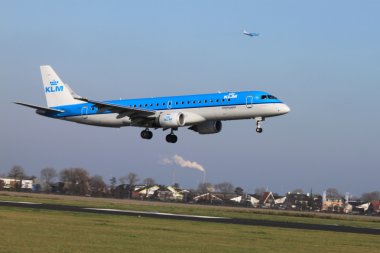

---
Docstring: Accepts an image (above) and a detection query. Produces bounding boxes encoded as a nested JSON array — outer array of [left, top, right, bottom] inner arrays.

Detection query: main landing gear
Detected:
[[140, 128, 178, 143], [165, 129, 178, 143], [255, 117, 264, 133], [141, 129, 153, 139]]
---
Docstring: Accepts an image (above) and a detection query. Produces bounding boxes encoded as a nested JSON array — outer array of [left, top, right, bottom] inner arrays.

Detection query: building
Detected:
[[193, 193, 223, 205], [259, 192, 276, 208], [0, 178, 33, 191]]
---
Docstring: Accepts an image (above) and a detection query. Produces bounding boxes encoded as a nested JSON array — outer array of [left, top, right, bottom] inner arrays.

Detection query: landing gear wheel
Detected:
[[255, 117, 264, 134], [141, 129, 153, 139], [166, 134, 177, 143]]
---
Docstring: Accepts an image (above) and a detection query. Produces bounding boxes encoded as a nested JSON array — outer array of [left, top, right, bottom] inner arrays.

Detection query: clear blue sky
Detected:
[[1, 0, 379, 196]]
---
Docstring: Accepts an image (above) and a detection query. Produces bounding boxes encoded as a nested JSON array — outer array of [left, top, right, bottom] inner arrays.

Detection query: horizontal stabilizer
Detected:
[[14, 102, 64, 114]]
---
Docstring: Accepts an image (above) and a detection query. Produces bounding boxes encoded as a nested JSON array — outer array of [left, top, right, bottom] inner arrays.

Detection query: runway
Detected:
[[1, 200, 379, 235]]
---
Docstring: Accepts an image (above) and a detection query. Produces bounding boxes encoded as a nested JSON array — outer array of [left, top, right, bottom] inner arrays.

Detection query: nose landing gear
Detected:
[[255, 117, 264, 133]]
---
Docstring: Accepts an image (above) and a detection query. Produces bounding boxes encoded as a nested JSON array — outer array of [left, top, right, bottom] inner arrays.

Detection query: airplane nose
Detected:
[[277, 103, 290, 114], [283, 104, 290, 113]]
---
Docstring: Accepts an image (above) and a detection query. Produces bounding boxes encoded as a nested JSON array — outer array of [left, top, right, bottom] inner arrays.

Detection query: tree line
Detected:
[[1, 165, 379, 202]]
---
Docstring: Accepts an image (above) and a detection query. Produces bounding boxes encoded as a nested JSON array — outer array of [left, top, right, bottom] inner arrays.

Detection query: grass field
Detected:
[[1, 205, 380, 253]]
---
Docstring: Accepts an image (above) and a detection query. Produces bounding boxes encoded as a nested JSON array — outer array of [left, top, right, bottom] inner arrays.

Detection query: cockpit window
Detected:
[[261, 95, 277, 100]]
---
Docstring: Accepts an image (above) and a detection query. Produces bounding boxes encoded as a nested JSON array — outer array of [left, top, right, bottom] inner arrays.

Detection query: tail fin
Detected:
[[40, 65, 84, 107]]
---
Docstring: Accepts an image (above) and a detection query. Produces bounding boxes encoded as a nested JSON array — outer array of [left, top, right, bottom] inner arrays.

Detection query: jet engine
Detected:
[[157, 112, 185, 128], [189, 120, 222, 134]]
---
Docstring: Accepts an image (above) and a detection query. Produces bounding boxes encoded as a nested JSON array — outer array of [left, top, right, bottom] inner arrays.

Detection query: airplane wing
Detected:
[[76, 97, 156, 120], [14, 102, 64, 114]]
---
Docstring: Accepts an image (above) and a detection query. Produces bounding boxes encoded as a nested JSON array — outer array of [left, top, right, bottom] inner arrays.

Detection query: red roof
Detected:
[[371, 200, 380, 210]]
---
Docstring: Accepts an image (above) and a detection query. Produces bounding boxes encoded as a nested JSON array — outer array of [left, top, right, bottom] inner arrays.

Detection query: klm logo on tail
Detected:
[[45, 79, 64, 93]]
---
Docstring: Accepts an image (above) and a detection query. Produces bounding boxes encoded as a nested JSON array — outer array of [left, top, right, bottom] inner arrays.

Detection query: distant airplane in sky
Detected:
[[15, 66, 290, 143], [243, 29, 260, 37]]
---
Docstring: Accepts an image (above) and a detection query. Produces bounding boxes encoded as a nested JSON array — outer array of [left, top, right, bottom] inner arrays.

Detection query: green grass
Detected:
[[1, 192, 380, 230], [0, 206, 379, 253]]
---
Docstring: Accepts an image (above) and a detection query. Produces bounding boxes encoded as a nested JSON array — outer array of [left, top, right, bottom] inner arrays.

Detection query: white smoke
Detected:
[[160, 157, 173, 165], [160, 154, 205, 172]]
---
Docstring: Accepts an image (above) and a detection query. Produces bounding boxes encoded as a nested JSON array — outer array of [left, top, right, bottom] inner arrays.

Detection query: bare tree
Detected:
[[8, 165, 26, 180], [40, 167, 57, 192], [119, 172, 139, 186], [89, 175, 107, 197], [197, 182, 214, 194], [361, 191, 380, 202], [110, 177, 117, 189], [0, 179, 4, 191], [234, 187, 244, 195], [60, 168, 90, 195], [326, 188, 342, 198], [8, 165, 26, 189], [118, 173, 139, 199], [215, 182, 234, 193], [254, 187, 267, 196], [118, 176, 126, 185], [215, 182, 234, 200], [143, 177, 156, 186]]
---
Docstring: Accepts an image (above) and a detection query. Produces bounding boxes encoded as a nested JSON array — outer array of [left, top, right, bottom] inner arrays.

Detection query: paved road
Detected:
[[1, 200, 379, 235]]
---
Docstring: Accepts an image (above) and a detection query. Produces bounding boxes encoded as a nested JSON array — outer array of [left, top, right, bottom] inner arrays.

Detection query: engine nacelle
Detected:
[[157, 112, 185, 128], [189, 120, 222, 134]]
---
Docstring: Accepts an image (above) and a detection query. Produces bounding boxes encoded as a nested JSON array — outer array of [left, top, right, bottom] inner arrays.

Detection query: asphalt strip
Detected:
[[83, 207, 228, 219], [1, 200, 379, 235]]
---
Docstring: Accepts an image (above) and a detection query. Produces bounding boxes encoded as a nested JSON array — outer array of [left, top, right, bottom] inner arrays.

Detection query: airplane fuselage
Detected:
[[43, 91, 289, 128]]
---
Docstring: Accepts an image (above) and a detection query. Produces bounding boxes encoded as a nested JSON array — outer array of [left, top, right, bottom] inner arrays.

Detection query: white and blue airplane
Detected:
[[243, 29, 260, 37], [15, 66, 290, 143]]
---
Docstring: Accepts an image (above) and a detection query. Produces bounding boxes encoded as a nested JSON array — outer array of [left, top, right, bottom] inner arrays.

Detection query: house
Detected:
[[259, 192, 276, 208], [135, 185, 160, 199], [230, 196, 242, 203], [114, 184, 133, 198], [322, 197, 345, 212], [0, 178, 33, 191], [285, 193, 310, 210], [157, 186, 185, 201], [193, 193, 223, 205], [370, 201, 380, 215], [248, 195, 260, 207]]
